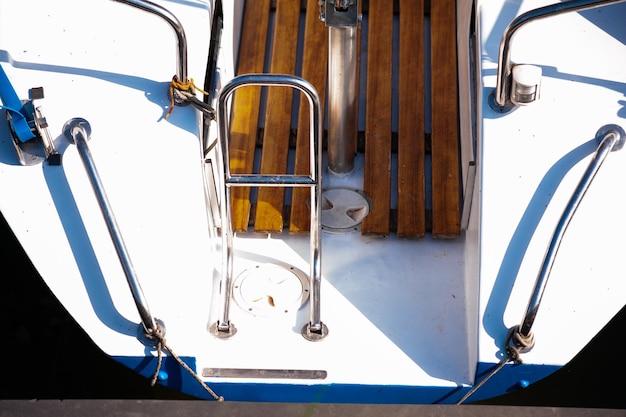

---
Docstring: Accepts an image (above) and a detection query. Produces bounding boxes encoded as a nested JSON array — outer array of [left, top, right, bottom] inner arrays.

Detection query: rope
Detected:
[[505, 325, 535, 362], [456, 326, 535, 405], [165, 75, 216, 120], [146, 322, 224, 401], [456, 356, 509, 405]]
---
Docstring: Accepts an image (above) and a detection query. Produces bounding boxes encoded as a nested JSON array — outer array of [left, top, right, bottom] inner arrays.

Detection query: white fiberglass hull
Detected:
[[0, 0, 624, 404]]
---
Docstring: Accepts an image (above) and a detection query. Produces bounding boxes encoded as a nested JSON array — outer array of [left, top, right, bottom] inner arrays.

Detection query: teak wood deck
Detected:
[[228, 0, 461, 238]]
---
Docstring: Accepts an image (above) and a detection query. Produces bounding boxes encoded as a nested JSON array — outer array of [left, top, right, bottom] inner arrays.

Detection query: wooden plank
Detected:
[[289, 0, 328, 233], [430, 0, 461, 238], [229, 0, 271, 232], [254, 0, 301, 233], [362, 0, 394, 236], [397, 0, 426, 237]]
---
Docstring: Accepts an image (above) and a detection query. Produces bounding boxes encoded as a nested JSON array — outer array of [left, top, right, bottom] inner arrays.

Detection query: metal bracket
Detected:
[[5, 87, 61, 165], [32, 95, 62, 165], [323, 0, 360, 28]]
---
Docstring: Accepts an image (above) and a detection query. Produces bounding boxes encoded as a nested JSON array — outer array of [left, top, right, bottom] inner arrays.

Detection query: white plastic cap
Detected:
[[511, 64, 542, 105]]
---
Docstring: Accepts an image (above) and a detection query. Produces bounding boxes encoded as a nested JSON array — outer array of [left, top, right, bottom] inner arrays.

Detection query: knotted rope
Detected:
[[456, 326, 535, 405], [146, 321, 224, 401], [505, 325, 535, 362], [165, 75, 215, 120]]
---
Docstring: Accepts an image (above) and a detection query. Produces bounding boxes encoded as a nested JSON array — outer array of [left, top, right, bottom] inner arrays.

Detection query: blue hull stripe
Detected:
[[113, 356, 560, 404]]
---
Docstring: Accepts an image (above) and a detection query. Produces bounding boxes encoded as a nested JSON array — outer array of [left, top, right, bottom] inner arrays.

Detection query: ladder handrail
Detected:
[[213, 73, 327, 340]]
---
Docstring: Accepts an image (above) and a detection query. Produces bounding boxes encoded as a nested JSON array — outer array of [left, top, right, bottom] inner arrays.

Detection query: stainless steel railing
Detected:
[[211, 73, 328, 341], [490, 0, 626, 112], [63, 118, 159, 339], [511, 124, 625, 351], [111, 0, 188, 82], [458, 124, 625, 404]]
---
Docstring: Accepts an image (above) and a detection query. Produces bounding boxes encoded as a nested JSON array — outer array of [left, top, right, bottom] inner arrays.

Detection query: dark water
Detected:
[[2, 212, 625, 408]]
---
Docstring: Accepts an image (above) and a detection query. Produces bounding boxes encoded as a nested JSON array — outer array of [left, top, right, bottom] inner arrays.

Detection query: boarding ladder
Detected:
[[210, 74, 327, 340], [208, 0, 466, 339]]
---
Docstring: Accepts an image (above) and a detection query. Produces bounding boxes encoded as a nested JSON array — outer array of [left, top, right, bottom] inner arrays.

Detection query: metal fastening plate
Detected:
[[324, 0, 359, 27], [202, 368, 327, 380]]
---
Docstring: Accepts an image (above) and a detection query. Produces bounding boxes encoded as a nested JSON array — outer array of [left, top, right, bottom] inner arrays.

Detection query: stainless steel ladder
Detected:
[[210, 73, 328, 341]]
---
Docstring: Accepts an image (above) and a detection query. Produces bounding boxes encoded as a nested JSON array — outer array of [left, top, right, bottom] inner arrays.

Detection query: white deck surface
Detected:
[[0, 0, 473, 391], [0, 0, 624, 401], [477, 0, 626, 365]]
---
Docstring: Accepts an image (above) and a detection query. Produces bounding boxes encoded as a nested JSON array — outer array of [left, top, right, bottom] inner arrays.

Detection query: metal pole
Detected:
[[63, 118, 158, 336], [327, 26, 358, 175], [518, 124, 625, 338], [324, 0, 360, 175]]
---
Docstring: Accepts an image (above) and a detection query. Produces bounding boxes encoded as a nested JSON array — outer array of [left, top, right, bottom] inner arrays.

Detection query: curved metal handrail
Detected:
[[458, 124, 625, 405], [111, 0, 188, 82], [491, 0, 626, 112], [513, 124, 625, 350], [63, 118, 159, 339], [212, 73, 327, 341]]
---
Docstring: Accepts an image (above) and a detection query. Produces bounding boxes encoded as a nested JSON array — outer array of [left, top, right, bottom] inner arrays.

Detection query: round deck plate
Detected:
[[232, 264, 310, 317], [321, 188, 371, 233]]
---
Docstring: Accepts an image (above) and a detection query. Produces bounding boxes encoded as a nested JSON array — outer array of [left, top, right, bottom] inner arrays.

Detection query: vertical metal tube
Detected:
[[214, 77, 237, 337], [327, 25, 358, 175], [307, 74, 324, 335], [219, 183, 236, 332]]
